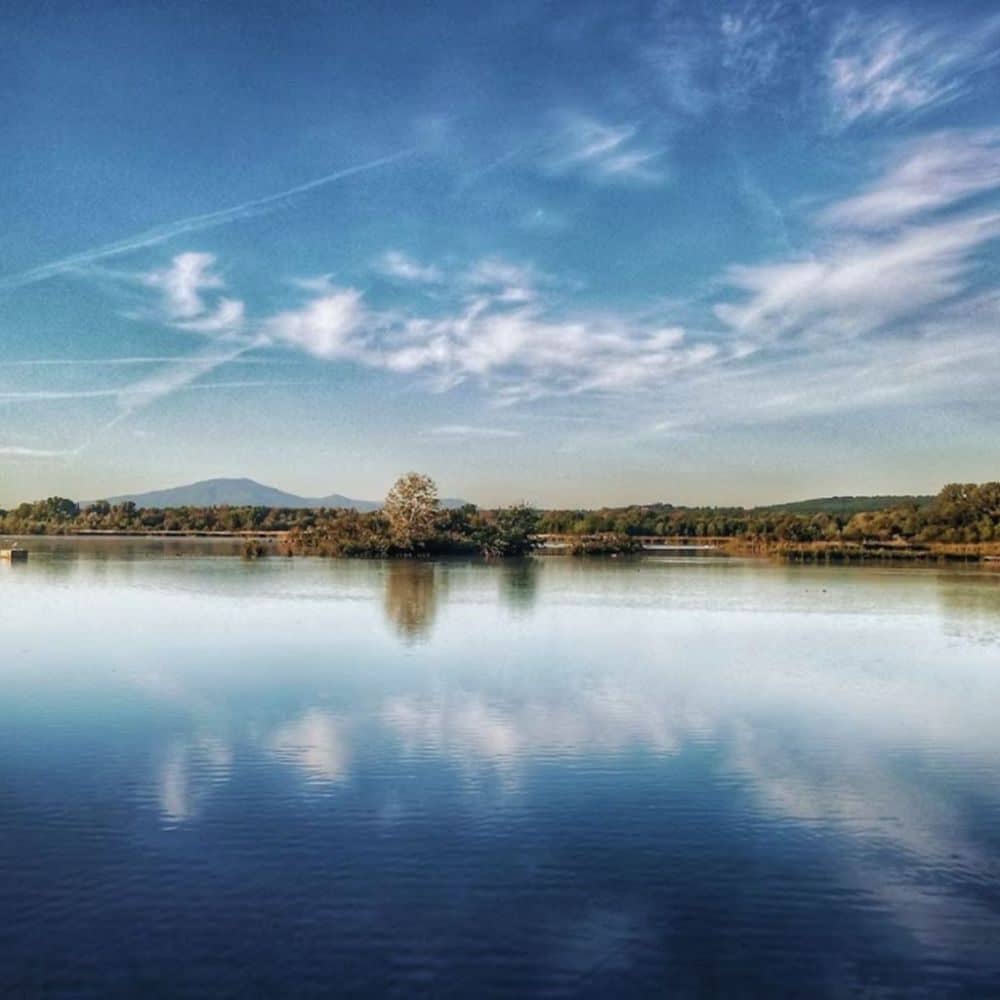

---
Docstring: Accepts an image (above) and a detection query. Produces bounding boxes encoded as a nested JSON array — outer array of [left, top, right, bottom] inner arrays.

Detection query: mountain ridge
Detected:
[[96, 477, 468, 511]]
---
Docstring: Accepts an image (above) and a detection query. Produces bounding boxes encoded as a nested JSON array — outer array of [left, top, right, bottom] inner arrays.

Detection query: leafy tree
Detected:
[[383, 473, 440, 551], [479, 504, 537, 558]]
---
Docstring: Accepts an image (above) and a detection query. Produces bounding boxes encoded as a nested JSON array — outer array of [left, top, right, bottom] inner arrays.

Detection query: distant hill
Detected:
[[98, 477, 468, 511], [756, 495, 934, 516]]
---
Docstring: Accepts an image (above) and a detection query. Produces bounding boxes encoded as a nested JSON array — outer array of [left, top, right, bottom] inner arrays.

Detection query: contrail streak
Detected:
[[0, 445, 82, 458], [100, 343, 255, 433], [0, 149, 413, 293], [1, 344, 260, 459], [0, 356, 297, 368]]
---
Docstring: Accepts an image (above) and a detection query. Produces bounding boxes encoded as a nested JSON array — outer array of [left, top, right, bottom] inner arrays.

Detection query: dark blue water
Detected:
[[2, 546, 1000, 996]]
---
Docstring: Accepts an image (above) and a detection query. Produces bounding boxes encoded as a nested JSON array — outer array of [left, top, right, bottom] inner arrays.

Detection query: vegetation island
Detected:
[[2, 475, 999, 565]]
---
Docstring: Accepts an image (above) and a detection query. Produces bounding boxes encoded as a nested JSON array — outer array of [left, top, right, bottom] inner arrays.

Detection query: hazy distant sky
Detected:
[[2, 0, 999, 507]]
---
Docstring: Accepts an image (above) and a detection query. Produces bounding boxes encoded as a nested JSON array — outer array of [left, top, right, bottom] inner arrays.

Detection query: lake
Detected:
[[2, 546, 999, 996]]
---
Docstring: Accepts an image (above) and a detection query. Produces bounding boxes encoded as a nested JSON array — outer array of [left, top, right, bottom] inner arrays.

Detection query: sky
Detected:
[[2, 0, 999, 508]]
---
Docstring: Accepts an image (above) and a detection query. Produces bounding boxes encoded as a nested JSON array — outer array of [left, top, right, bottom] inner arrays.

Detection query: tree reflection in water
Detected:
[[498, 558, 539, 615], [382, 561, 440, 641]]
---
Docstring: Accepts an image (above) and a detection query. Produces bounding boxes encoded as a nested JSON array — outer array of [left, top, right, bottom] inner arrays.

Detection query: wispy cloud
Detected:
[[820, 128, 1000, 230], [253, 259, 716, 401], [375, 251, 442, 284], [0, 150, 412, 294], [424, 425, 522, 439], [715, 212, 1000, 341], [544, 114, 667, 185], [128, 249, 712, 400], [716, 125, 1000, 343], [647, 313, 1000, 436], [644, 125, 1000, 432], [641, 0, 812, 117], [461, 258, 542, 303], [0, 444, 82, 458], [827, 11, 1000, 126]]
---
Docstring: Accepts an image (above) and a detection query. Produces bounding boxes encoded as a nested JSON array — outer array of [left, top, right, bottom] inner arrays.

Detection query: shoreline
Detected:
[[3, 531, 999, 568]]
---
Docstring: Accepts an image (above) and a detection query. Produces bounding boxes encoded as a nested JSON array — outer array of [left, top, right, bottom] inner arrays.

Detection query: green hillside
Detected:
[[758, 495, 934, 516]]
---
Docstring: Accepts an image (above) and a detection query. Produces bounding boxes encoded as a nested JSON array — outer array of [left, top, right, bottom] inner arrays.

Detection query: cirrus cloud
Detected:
[[827, 10, 1000, 126]]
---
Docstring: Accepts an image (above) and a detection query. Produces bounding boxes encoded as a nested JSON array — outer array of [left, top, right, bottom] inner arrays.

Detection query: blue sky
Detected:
[[2, 0, 999, 506]]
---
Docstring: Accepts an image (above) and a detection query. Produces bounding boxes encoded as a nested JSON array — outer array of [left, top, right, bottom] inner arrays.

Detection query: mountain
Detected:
[[98, 478, 379, 510], [99, 477, 469, 510], [756, 495, 934, 516]]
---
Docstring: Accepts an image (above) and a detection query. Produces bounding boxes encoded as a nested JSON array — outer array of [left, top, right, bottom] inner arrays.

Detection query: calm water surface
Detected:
[[2, 545, 1000, 997]]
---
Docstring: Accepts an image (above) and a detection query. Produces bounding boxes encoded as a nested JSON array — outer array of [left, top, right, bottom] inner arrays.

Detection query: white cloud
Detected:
[[379, 304, 710, 399], [658, 125, 1000, 429], [425, 425, 523, 439], [141, 252, 245, 337], [647, 317, 1000, 436], [827, 11, 1000, 126], [261, 288, 366, 359], [144, 251, 222, 320], [461, 257, 542, 304], [820, 128, 1000, 230], [715, 212, 1000, 341], [376, 250, 442, 284], [237, 254, 716, 399], [715, 127, 1000, 345]]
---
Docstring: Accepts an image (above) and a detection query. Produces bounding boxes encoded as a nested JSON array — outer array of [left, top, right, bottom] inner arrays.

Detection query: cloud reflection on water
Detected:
[[267, 709, 351, 783], [158, 736, 233, 824]]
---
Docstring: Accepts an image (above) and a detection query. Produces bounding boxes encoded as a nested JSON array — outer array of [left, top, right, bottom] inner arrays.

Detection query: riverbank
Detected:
[[4, 531, 1000, 567], [737, 539, 1000, 565]]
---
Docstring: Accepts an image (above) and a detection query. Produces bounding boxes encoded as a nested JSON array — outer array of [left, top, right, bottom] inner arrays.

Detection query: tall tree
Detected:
[[383, 473, 440, 551]]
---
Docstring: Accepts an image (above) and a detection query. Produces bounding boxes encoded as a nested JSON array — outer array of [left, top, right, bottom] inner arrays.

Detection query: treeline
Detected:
[[2, 481, 999, 552], [535, 482, 1000, 545], [0, 497, 314, 535]]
